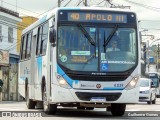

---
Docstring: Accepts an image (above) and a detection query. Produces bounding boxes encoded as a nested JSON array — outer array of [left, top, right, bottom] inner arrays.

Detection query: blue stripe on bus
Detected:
[[39, 15, 47, 23], [57, 65, 124, 90], [37, 57, 42, 82], [103, 87, 124, 90], [57, 65, 65, 76], [57, 65, 73, 86]]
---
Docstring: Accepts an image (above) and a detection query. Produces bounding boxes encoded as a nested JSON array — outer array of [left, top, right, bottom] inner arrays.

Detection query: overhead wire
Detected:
[[2, 1, 40, 15], [123, 0, 160, 12], [0, 1, 56, 52], [0, 30, 22, 51], [97, 0, 106, 5], [36, 5, 58, 17], [0, 19, 28, 51], [107, 0, 113, 6], [76, 0, 83, 6], [63, 0, 72, 7]]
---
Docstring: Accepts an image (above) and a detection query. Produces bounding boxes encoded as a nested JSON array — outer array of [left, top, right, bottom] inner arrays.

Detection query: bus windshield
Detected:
[[57, 24, 137, 72]]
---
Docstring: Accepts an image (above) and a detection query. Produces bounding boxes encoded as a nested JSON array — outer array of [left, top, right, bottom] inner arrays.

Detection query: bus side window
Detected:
[[41, 22, 49, 55], [20, 36, 24, 60], [26, 32, 32, 59], [22, 35, 27, 60], [36, 26, 43, 56]]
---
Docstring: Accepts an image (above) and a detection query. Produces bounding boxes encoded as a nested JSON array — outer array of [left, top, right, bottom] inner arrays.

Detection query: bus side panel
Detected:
[[35, 55, 48, 101], [18, 60, 31, 99], [30, 30, 38, 100]]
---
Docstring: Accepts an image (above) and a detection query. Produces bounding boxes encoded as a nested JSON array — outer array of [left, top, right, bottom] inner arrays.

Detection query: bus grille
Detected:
[[67, 74, 127, 81], [75, 92, 122, 101]]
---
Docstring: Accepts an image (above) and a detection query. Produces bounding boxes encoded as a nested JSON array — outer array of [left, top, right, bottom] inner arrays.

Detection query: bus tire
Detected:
[[147, 94, 152, 104], [44, 103, 57, 115], [26, 84, 36, 109], [110, 103, 126, 116], [152, 96, 156, 104], [42, 84, 57, 114]]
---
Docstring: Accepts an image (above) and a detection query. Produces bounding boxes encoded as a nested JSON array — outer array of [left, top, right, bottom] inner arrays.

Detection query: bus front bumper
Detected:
[[50, 84, 139, 104]]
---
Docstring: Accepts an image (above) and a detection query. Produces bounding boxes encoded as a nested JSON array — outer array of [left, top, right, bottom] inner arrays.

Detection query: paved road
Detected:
[[0, 99, 160, 120]]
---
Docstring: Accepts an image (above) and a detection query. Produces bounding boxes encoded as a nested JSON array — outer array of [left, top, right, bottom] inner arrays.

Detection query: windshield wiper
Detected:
[[103, 24, 119, 47], [77, 24, 96, 46], [81, 55, 95, 70], [86, 55, 95, 63]]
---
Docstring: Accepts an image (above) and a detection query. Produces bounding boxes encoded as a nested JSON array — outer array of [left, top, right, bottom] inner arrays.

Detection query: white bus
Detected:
[[19, 7, 141, 116]]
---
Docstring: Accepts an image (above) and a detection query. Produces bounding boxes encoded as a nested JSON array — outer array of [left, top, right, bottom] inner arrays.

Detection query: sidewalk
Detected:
[[0, 101, 25, 104]]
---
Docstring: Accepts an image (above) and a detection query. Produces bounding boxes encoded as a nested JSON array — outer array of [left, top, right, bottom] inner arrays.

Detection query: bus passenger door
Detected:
[[30, 33, 37, 99]]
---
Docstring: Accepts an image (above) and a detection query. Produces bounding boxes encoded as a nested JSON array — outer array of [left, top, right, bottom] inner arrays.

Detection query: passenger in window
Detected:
[[106, 41, 120, 52]]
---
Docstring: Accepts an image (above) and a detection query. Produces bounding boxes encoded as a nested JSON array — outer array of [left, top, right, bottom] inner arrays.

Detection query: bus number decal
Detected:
[[114, 83, 123, 87], [70, 13, 80, 20]]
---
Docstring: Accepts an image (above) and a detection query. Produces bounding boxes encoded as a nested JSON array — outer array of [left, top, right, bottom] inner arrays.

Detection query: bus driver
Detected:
[[106, 41, 120, 52]]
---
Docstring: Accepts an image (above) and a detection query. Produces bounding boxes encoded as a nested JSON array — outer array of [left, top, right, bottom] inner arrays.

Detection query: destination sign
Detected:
[[68, 12, 127, 23]]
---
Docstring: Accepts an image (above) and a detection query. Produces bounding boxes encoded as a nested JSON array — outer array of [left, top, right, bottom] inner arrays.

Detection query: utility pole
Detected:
[[58, 0, 61, 7], [83, 0, 87, 6]]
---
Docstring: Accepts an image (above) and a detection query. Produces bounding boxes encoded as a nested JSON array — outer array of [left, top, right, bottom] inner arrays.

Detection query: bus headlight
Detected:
[[56, 74, 71, 89], [125, 76, 139, 90]]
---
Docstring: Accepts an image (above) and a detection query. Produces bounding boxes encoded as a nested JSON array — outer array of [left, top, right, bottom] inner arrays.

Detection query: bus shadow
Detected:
[[43, 108, 131, 119]]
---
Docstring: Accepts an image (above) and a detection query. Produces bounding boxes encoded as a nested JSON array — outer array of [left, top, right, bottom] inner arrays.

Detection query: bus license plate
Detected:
[[90, 97, 106, 102]]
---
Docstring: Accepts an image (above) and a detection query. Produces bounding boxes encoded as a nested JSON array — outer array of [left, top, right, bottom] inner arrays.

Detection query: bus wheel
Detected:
[[152, 95, 156, 104], [110, 103, 126, 116], [147, 94, 152, 104], [152, 98, 156, 104], [42, 86, 57, 114], [26, 85, 36, 109]]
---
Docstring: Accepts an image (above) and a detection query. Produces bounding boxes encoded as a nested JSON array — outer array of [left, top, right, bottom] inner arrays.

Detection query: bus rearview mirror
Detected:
[[49, 28, 56, 46]]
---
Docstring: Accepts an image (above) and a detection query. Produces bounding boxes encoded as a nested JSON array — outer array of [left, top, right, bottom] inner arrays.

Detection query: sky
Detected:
[[1, 0, 160, 43]]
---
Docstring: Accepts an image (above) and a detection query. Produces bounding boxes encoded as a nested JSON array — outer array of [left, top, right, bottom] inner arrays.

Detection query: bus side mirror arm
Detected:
[[49, 27, 56, 47]]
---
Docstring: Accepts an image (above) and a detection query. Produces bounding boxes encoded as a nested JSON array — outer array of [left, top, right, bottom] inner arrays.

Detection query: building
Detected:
[[0, 6, 22, 101], [0, 7, 38, 101]]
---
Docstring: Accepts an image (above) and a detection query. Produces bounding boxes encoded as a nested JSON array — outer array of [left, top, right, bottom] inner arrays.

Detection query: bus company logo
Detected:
[[96, 84, 101, 89]]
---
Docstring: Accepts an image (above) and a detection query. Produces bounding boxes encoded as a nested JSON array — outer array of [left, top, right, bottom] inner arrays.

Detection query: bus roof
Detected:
[[22, 7, 136, 34], [57, 6, 134, 12]]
